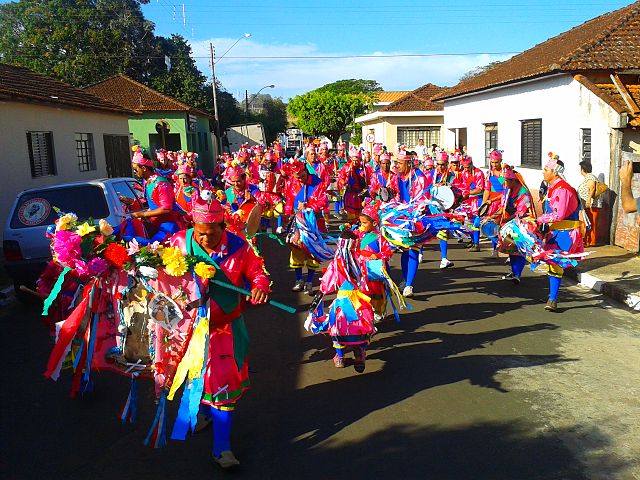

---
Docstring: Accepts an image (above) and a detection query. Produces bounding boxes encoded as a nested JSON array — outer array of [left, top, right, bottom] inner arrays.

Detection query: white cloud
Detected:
[[190, 38, 513, 101]]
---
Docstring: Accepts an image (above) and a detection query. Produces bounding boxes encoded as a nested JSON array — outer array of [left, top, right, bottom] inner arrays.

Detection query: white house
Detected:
[[0, 63, 135, 239], [356, 84, 445, 151], [432, 1, 640, 251]]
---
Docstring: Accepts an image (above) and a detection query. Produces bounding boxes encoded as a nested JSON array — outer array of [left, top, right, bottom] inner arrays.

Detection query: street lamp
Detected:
[[210, 33, 251, 155], [245, 84, 276, 116]]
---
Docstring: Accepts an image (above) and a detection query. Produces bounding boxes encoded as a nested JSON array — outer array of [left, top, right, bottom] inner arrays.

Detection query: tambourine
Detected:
[[431, 185, 455, 211], [378, 186, 394, 203], [478, 201, 491, 217], [480, 218, 499, 239]]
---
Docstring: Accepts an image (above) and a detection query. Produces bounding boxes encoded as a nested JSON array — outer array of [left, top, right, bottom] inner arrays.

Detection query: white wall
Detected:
[[442, 74, 621, 191], [0, 101, 130, 238]]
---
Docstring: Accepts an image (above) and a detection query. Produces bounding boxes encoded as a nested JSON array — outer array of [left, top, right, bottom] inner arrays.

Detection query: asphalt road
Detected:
[[2, 236, 638, 480]]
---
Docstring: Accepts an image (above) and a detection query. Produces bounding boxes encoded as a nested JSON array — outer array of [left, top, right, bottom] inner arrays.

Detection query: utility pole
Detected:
[[210, 43, 221, 156]]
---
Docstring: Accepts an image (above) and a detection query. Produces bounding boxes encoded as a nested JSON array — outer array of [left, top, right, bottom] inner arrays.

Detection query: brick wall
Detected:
[[614, 171, 640, 253]]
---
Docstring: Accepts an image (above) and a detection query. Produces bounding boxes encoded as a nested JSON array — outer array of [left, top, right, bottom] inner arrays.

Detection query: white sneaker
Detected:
[[303, 282, 314, 295], [418, 253, 423, 263], [276, 226, 284, 234], [374, 312, 384, 323], [266, 227, 273, 234], [439, 258, 454, 269], [402, 285, 414, 297], [292, 280, 304, 292]]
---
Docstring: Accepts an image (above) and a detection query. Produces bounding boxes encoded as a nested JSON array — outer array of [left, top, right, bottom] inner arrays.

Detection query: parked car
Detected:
[[3, 178, 144, 302]]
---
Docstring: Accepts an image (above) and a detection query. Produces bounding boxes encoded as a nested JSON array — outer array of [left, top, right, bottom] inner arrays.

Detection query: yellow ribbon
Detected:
[[168, 315, 209, 401], [549, 220, 581, 231], [335, 288, 371, 312]]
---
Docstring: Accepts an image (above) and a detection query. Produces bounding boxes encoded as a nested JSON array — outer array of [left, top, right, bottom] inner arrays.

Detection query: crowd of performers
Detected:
[[36, 140, 587, 470]]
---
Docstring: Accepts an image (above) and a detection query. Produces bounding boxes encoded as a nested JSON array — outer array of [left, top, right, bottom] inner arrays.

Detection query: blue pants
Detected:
[[401, 249, 419, 287]]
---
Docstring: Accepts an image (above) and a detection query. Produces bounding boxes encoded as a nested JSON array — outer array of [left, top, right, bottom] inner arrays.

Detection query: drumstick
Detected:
[[19, 285, 46, 299], [210, 279, 297, 314]]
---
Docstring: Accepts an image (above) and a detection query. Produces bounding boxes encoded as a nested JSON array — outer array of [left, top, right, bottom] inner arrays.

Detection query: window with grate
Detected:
[[26, 131, 56, 177], [76, 133, 96, 172], [397, 127, 440, 149], [484, 123, 498, 166], [580, 128, 591, 163], [520, 119, 542, 168]]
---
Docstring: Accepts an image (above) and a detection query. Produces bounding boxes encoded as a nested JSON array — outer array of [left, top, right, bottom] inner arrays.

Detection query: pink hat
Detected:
[[460, 155, 472, 166], [373, 144, 383, 155], [290, 159, 307, 174], [380, 153, 391, 161], [264, 151, 275, 161], [545, 152, 564, 174], [489, 150, 503, 161], [423, 157, 434, 167], [319, 142, 329, 151], [156, 149, 167, 161], [131, 146, 155, 167], [503, 167, 518, 180], [227, 165, 246, 179], [361, 199, 380, 222], [253, 145, 264, 154], [337, 141, 346, 150], [176, 163, 194, 176], [349, 146, 362, 159], [396, 150, 409, 161], [436, 151, 449, 162], [305, 144, 317, 154], [191, 190, 225, 224]]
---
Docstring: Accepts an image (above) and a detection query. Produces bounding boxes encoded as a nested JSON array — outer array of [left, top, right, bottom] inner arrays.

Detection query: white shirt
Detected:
[[413, 144, 427, 160]]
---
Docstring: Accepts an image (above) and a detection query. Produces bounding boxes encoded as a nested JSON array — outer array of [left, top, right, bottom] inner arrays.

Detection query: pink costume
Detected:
[[356, 229, 393, 315], [537, 177, 584, 256], [165, 228, 270, 407], [369, 169, 398, 199], [460, 167, 486, 214]]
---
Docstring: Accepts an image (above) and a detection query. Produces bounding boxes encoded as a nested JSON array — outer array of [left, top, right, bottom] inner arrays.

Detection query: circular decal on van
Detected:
[[17, 198, 51, 226]]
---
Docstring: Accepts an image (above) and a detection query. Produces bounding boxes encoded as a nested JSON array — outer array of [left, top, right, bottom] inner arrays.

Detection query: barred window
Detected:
[[27, 131, 56, 177], [520, 119, 542, 168], [76, 133, 96, 172], [397, 127, 440, 149], [581, 128, 591, 163], [484, 123, 498, 166]]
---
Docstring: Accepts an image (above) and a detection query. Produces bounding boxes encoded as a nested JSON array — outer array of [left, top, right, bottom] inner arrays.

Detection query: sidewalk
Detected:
[[565, 245, 640, 311]]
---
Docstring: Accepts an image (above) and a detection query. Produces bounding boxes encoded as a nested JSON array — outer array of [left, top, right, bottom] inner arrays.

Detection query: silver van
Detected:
[[3, 178, 144, 300]]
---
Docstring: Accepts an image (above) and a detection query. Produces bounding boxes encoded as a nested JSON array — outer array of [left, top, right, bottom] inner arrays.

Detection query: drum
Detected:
[[480, 218, 499, 239], [478, 201, 491, 217], [379, 186, 393, 203], [431, 185, 455, 211], [242, 202, 263, 237]]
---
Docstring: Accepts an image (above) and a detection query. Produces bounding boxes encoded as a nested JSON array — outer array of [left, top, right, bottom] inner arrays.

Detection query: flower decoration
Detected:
[[127, 238, 141, 256], [76, 222, 96, 237], [103, 242, 131, 268], [52, 230, 82, 268], [161, 246, 188, 277], [194, 262, 216, 280], [56, 213, 78, 231], [99, 219, 114, 236]]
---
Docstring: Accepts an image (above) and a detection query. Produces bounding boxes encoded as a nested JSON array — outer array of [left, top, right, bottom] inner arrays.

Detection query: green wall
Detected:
[[128, 111, 213, 176]]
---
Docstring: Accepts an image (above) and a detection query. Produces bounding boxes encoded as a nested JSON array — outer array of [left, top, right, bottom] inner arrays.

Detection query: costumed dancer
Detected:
[[166, 192, 270, 468], [459, 155, 485, 252], [255, 151, 285, 233], [482, 149, 506, 257], [306, 228, 375, 372], [496, 166, 534, 284], [394, 150, 429, 297], [304, 144, 331, 215], [337, 147, 369, 221], [130, 146, 184, 243], [219, 164, 259, 237], [156, 149, 176, 181], [332, 141, 348, 215], [174, 162, 201, 215], [432, 151, 456, 269], [357, 199, 394, 322], [287, 160, 325, 294], [536, 154, 584, 311], [369, 153, 398, 201]]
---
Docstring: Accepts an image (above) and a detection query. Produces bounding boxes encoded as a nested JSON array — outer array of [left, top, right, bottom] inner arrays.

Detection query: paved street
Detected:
[[2, 239, 639, 480]]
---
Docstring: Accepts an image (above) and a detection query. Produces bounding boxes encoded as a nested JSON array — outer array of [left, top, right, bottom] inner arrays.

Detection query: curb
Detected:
[[565, 268, 640, 311]]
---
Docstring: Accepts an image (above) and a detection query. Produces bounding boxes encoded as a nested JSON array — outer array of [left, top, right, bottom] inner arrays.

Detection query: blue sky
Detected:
[[139, 0, 631, 101]]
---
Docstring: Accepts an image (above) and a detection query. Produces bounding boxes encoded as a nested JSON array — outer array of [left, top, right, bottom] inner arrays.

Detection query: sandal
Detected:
[[333, 354, 345, 368]]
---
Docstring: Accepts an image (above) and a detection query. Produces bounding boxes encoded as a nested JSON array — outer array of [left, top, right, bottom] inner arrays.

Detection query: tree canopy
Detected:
[[315, 79, 382, 96], [288, 90, 369, 144], [459, 61, 503, 82]]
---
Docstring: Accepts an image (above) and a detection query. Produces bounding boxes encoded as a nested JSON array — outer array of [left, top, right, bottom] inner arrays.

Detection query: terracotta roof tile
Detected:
[[85, 75, 211, 118], [434, 1, 640, 100], [0, 63, 135, 115], [381, 83, 445, 112], [376, 91, 410, 103]]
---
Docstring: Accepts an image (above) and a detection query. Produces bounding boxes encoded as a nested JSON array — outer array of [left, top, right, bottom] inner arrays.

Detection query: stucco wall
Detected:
[[0, 101, 129, 238], [360, 115, 444, 152], [442, 74, 620, 192]]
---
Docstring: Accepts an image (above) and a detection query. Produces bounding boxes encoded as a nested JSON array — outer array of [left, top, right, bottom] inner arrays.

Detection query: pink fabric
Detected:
[[369, 170, 398, 198], [148, 175, 176, 210], [394, 169, 430, 203], [537, 178, 579, 224]]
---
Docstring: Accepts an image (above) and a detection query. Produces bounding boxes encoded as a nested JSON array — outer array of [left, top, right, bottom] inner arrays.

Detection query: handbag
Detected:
[[594, 180, 609, 198]]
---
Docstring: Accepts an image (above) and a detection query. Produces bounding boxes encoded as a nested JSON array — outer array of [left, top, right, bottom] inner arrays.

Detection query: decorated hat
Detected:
[[436, 151, 449, 162], [156, 149, 167, 161], [380, 153, 391, 161], [545, 151, 564, 175], [272, 141, 283, 152], [264, 151, 275, 161], [176, 163, 194, 176], [349, 146, 362, 159], [489, 149, 503, 161], [289, 159, 307, 174], [305, 144, 317, 154], [373, 144, 383, 155], [337, 141, 346, 150], [460, 155, 472, 166], [131, 145, 154, 167], [423, 157, 434, 167], [361, 198, 381, 222], [319, 142, 329, 151], [191, 190, 225, 224], [503, 166, 519, 180], [253, 145, 264, 154], [227, 164, 246, 179], [396, 150, 409, 161]]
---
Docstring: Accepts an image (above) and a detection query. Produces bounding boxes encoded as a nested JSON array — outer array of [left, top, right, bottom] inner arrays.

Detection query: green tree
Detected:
[[316, 79, 382, 95], [459, 61, 503, 82], [0, 0, 161, 87], [151, 34, 208, 111], [288, 90, 369, 144], [252, 96, 287, 144]]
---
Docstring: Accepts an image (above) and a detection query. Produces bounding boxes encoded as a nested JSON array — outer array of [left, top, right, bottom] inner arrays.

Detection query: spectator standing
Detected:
[[577, 161, 603, 246]]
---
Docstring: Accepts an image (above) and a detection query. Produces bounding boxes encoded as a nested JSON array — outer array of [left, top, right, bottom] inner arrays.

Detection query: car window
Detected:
[[10, 185, 109, 229], [127, 180, 147, 209], [112, 181, 143, 213]]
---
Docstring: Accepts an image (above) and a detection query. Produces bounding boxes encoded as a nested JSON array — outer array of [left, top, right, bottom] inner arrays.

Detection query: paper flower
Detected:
[[52, 229, 82, 267], [161, 246, 188, 277], [194, 262, 216, 279], [139, 265, 159, 279], [56, 213, 77, 231], [103, 242, 131, 268], [99, 219, 114, 236], [88, 257, 109, 276], [147, 241, 162, 254], [76, 222, 96, 237], [127, 238, 141, 256]]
